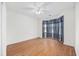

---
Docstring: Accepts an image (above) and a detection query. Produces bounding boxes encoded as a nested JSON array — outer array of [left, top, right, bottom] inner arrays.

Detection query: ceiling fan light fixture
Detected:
[[36, 11, 41, 14]]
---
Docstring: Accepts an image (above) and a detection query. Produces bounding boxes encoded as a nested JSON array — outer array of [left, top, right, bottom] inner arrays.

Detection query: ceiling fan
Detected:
[[22, 2, 49, 14]]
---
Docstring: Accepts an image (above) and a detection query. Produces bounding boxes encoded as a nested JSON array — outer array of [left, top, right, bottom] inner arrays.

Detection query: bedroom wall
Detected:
[[39, 7, 75, 47], [63, 7, 75, 47], [7, 10, 38, 45]]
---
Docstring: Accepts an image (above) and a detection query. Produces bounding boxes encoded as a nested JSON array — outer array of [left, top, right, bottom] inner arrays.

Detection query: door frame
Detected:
[[0, 2, 6, 56]]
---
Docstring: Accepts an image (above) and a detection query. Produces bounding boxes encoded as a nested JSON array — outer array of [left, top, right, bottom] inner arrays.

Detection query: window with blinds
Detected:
[[42, 16, 64, 42]]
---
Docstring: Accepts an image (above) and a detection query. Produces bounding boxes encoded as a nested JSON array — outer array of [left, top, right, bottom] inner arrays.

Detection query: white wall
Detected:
[[75, 3, 79, 56], [7, 10, 38, 45], [0, 2, 1, 56], [63, 7, 75, 47], [39, 7, 75, 47]]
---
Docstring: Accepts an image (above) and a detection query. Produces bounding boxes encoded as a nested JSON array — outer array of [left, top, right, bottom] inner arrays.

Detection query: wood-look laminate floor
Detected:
[[7, 38, 76, 56]]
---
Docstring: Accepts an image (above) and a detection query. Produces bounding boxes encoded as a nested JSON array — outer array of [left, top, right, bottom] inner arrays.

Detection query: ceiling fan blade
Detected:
[[22, 7, 35, 10]]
